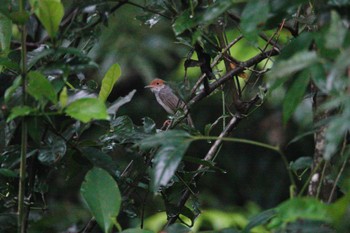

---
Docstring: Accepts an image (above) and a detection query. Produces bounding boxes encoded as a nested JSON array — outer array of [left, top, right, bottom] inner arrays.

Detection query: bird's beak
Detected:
[[144, 85, 152, 89]]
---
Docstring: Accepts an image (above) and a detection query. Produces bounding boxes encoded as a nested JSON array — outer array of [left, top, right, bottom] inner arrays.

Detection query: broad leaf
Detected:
[[282, 70, 310, 124], [0, 13, 12, 52], [0, 168, 18, 178], [81, 147, 117, 173], [27, 71, 57, 104], [7, 106, 35, 122], [326, 47, 350, 91], [99, 64, 121, 102], [290, 157, 312, 172], [81, 167, 121, 233], [163, 223, 191, 233], [107, 89, 136, 115], [30, 0, 64, 38], [38, 133, 66, 165], [4, 76, 21, 104], [65, 98, 109, 123], [139, 130, 192, 191]]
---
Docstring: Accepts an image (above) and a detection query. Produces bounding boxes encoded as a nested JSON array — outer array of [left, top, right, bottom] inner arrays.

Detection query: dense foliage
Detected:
[[1, 0, 350, 232]]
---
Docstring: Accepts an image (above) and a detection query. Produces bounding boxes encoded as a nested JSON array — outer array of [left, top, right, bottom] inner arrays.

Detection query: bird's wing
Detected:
[[158, 90, 185, 114]]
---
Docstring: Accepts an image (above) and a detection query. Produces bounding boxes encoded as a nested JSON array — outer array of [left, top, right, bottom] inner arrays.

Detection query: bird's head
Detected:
[[145, 78, 166, 93]]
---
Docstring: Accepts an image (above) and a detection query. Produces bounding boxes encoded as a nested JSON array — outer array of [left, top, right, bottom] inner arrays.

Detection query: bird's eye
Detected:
[[156, 82, 160, 85]]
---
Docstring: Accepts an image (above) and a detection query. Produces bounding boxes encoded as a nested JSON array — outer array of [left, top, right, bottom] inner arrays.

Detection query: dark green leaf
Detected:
[[81, 167, 121, 233], [290, 157, 312, 172], [38, 133, 66, 165], [0, 168, 18, 177], [243, 209, 276, 233], [4, 76, 21, 103], [27, 48, 55, 69], [172, 0, 233, 36], [278, 32, 314, 60], [27, 71, 57, 104], [0, 13, 12, 52], [99, 64, 121, 102], [0, 57, 20, 72], [7, 106, 35, 122], [65, 98, 109, 123], [282, 70, 310, 124], [29, 0, 64, 38], [139, 130, 192, 191], [81, 147, 117, 173], [240, 0, 269, 42]]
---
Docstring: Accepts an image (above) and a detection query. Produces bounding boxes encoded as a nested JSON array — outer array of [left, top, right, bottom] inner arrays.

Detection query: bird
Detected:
[[145, 78, 194, 127]]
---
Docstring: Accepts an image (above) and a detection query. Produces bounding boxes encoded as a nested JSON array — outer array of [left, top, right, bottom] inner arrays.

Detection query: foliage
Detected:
[[1, 0, 350, 233]]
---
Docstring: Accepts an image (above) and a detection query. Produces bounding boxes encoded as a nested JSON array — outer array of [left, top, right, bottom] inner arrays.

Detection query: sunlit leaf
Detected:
[[7, 105, 35, 122], [27, 71, 57, 104], [99, 64, 121, 102], [139, 130, 192, 191], [29, 0, 64, 38], [59, 86, 68, 108], [0, 13, 12, 52], [282, 70, 310, 124], [65, 98, 109, 123], [81, 167, 121, 233]]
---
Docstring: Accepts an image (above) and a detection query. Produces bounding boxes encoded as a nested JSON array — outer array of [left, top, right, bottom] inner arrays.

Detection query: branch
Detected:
[[163, 115, 242, 228], [188, 47, 280, 108]]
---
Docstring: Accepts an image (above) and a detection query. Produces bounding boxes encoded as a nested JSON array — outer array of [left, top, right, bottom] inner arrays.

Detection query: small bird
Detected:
[[145, 78, 194, 127]]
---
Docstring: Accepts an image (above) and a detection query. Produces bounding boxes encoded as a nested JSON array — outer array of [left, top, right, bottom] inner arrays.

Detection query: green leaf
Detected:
[[290, 156, 312, 172], [107, 89, 136, 115], [81, 147, 117, 173], [269, 51, 318, 79], [0, 57, 20, 71], [0, 168, 18, 178], [268, 198, 329, 229], [7, 106, 35, 122], [29, 0, 64, 38], [59, 86, 68, 108], [282, 70, 310, 124], [172, 0, 233, 36], [163, 223, 191, 233], [240, 0, 269, 42], [242, 209, 276, 233], [0, 13, 12, 52], [65, 98, 109, 123], [81, 167, 121, 233], [326, 47, 350, 91], [278, 32, 314, 60], [139, 130, 192, 191], [326, 11, 347, 49], [99, 64, 121, 102], [4, 76, 22, 104], [120, 229, 154, 233], [38, 134, 66, 165], [27, 71, 57, 104]]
